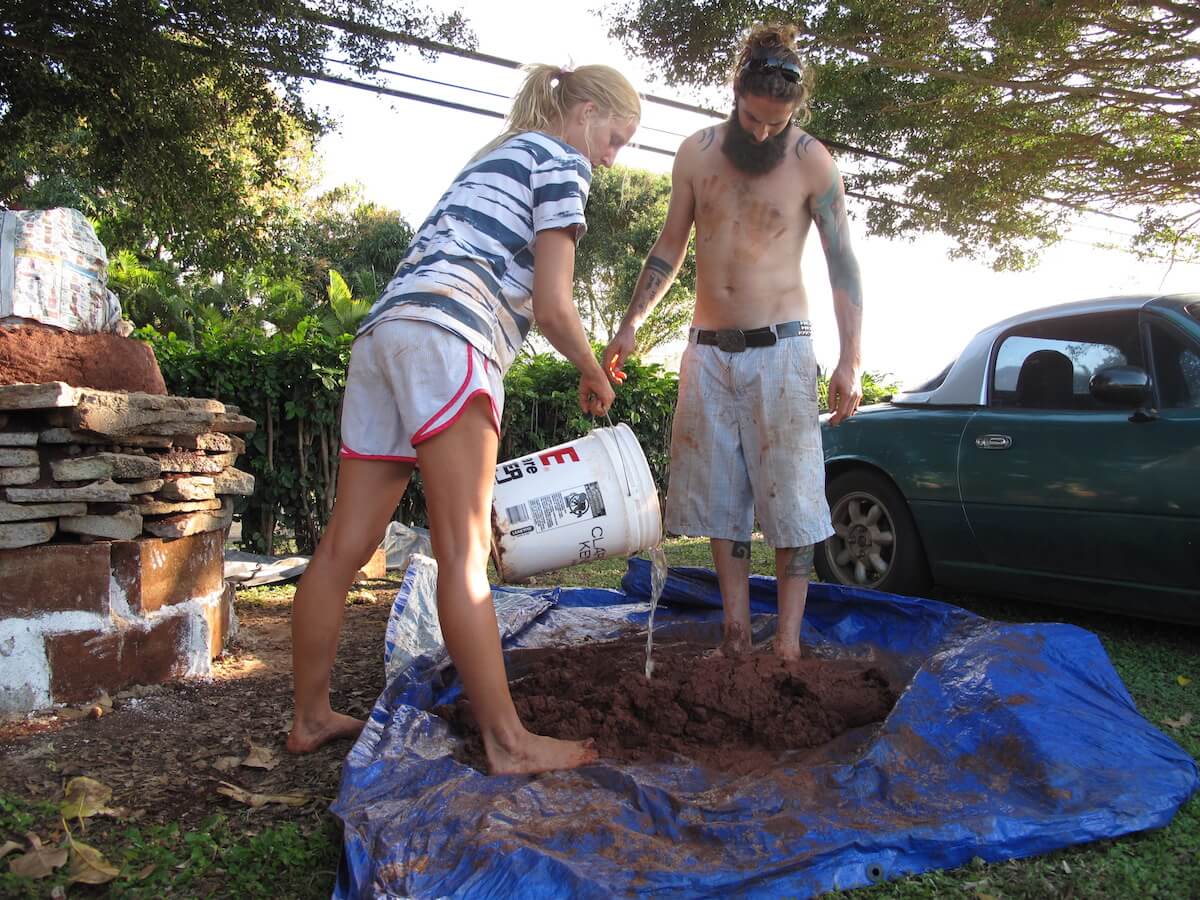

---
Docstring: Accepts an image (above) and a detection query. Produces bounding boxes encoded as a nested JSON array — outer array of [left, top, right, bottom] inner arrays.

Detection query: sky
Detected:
[[303, 0, 1200, 387]]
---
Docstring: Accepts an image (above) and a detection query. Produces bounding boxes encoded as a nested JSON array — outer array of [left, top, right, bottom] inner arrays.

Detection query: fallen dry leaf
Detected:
[[213, 755, 241, 772], [60, 776, 114, 821], [0, 840, 22, 859], [1163, 712, 1194, 730], [9, 845, 68, 879], [215, 781, 308, 809], [66, 838, 120, 885], [135, 863, 157, 880], [240, 742, 280, 770], [1177, 675, 1192, 687]]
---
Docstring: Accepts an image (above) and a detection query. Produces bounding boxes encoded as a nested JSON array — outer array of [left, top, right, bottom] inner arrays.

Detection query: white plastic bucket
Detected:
[[490, 423, 662, 581]]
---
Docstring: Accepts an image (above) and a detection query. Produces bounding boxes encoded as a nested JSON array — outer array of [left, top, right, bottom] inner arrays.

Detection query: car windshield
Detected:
[[904, 360, 955, 393]]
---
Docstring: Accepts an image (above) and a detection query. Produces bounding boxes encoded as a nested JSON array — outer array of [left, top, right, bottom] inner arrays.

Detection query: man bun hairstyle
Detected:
[[470, 64, 642, 162], [733, 23, 814, 125]]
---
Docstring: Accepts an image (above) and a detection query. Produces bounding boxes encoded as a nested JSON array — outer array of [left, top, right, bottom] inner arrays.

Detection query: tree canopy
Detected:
[[605, 1, 1200, 268], [574, 165, 697, 353], [0, 0, 468, 271]]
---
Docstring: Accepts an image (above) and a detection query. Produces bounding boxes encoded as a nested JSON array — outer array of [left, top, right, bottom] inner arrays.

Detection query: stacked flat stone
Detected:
[[0, 382, 255, 549]]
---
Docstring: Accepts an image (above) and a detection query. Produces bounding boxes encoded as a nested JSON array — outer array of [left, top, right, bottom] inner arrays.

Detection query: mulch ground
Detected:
[[0, 579, 396, 836]]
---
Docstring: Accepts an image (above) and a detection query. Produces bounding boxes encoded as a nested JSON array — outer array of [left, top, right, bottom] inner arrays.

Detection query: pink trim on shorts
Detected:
[[339, 444, 417, 462], [412, 388, 500, 446], [411, 346, 501, 445]]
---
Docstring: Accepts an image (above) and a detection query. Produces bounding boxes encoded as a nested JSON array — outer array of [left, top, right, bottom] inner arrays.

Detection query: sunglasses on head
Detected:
[[743, 48, 803, 83]]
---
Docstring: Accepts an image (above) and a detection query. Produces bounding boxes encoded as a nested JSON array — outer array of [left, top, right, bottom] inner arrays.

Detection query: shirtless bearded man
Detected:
[[604, 23, 864, 660]]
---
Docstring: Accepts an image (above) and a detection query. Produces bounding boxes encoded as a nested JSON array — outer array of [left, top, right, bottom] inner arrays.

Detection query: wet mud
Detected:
[[434, 637, 898, 771]]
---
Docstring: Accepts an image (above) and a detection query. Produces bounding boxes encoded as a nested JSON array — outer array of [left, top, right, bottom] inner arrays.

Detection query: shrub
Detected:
[[148, 322, 895, 552]]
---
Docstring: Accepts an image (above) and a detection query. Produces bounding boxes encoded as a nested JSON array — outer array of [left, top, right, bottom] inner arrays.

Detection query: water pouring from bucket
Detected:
[[490, 423, 662, 582]]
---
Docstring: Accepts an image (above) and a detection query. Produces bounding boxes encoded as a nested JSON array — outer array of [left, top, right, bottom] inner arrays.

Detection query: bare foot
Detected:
[[711, 621, 751, 659], [287, 711, 365, 754], [484, 730, 598, 775], [774, 642, 802, 663]]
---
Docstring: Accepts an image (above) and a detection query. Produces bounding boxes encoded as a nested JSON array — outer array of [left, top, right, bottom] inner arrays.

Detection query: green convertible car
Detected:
[[816, 293, 1200, 623]]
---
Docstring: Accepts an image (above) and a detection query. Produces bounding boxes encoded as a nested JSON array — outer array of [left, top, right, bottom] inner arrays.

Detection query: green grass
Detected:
[[3, 535, 1197, 897], [0, 795, 339, 898]]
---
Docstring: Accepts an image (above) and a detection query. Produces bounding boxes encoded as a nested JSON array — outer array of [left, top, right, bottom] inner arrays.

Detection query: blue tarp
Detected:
[[332, 557, 1199, 898]]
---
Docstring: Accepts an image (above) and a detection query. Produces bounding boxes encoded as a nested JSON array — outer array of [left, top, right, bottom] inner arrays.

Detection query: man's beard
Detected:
[[721, 103, 791, 175]]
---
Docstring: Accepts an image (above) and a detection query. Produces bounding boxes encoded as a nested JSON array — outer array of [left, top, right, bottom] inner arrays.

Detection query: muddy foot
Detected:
[[773, 643, 803, 663], [485, 732, 598, 776], [286, 711, 365, 754]]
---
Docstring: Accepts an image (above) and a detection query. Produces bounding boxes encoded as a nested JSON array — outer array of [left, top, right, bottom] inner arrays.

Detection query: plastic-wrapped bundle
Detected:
[[0, 208, 122, 334]]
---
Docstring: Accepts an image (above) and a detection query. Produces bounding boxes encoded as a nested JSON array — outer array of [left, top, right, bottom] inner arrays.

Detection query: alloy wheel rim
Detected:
[[826, 490, 896, 587]]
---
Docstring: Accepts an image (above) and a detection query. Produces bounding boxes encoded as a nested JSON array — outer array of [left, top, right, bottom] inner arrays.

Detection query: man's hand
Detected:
[[602, 327, 635, 385], [826, 361, 862, 426], [579, 365, 616, 416]]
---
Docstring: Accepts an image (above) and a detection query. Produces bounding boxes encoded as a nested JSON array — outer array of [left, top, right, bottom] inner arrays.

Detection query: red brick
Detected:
[[110, 531, 225, 615], [109, 540, 140, 610], [45, 615, 189, 703], [203, 582, 235, 659], [0, 542, 113, 617]]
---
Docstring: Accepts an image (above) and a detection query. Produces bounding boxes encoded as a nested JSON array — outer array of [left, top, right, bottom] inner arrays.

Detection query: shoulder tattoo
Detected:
[[794, 132, 816, 160]]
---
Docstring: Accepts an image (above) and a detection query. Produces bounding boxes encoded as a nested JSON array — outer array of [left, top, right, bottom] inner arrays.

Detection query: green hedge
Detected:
[[148, 323, 895, 554], [145, 323, 677, 554]]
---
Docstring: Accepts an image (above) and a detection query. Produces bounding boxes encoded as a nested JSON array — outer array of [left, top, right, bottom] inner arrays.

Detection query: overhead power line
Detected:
[[271, 59, 678, 157], [317, 55, 691, 140], [296, 9, 906, 166], [300, 9, 1149, 230], [289, 61, 1175, 260]]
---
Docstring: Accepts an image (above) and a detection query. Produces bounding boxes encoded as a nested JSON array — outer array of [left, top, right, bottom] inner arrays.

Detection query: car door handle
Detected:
[[974, 434, 1012, 450]]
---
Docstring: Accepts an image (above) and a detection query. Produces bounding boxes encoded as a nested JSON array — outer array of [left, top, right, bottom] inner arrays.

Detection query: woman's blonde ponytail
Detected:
[[469, 64, 641, 162]]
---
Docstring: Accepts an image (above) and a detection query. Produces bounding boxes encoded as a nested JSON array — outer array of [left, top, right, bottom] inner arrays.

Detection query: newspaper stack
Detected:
[[0, 208, 122, 334]]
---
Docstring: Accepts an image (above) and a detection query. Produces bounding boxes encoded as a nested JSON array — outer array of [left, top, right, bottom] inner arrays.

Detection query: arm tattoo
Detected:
[[630, 254, 674, 317], [784, 545, 815, 578], [646, 256, 673, 277], [732, 541, 752, 560], [794, 132, 816, 159], [812, 181, 863, 309], [698, 127, 715, 151]]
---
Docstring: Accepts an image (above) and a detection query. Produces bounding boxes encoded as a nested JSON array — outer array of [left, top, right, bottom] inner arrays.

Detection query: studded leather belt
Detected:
[[689, 320, 812, 353]]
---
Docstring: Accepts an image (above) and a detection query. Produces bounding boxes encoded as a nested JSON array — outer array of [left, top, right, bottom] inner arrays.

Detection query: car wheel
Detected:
[[815, 469, 930, 594]]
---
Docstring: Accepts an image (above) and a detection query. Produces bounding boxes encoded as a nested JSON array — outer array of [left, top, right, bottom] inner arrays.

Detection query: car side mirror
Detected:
[[1090, 365, 1150, 407]]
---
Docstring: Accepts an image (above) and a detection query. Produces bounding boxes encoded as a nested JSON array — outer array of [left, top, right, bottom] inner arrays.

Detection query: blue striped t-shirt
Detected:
[[357, 131, 592, 372]]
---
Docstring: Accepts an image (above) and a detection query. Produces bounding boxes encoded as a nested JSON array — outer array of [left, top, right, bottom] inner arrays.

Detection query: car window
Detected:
[[1149, 322, 1200, 409], [990, 312, 1142, 410]]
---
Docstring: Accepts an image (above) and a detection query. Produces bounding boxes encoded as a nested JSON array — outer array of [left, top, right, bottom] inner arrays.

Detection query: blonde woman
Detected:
[[288, 65, 641, 775]]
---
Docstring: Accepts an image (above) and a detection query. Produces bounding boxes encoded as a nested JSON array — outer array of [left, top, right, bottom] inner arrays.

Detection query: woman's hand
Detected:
[[579, 365, 615, 416]]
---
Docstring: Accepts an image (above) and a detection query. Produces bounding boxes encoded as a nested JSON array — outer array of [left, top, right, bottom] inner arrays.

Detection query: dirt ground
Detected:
[[437, 639, 898, 771], [0, 580, 396, 836]]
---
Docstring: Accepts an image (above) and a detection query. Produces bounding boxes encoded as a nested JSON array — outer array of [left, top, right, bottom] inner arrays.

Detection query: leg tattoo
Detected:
[[784, 545, 815, 578], [732, 541, 751, 560]]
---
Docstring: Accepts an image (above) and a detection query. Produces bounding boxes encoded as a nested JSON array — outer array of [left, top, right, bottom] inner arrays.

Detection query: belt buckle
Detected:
[[715, 329, 746, 353]]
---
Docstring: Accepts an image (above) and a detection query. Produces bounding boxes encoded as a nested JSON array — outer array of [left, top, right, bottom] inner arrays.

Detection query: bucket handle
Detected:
[[603, 413, 635, 498]]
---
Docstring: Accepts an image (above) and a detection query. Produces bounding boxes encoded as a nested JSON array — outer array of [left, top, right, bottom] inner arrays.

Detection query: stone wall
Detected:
[[0, 381, 256, 714]]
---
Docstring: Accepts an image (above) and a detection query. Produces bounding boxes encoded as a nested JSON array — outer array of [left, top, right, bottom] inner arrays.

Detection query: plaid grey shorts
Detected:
[[664, 334, 833, 548]]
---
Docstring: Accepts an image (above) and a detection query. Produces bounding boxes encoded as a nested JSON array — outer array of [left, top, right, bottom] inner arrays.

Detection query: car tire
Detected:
[[815, 468, 931, 595]]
